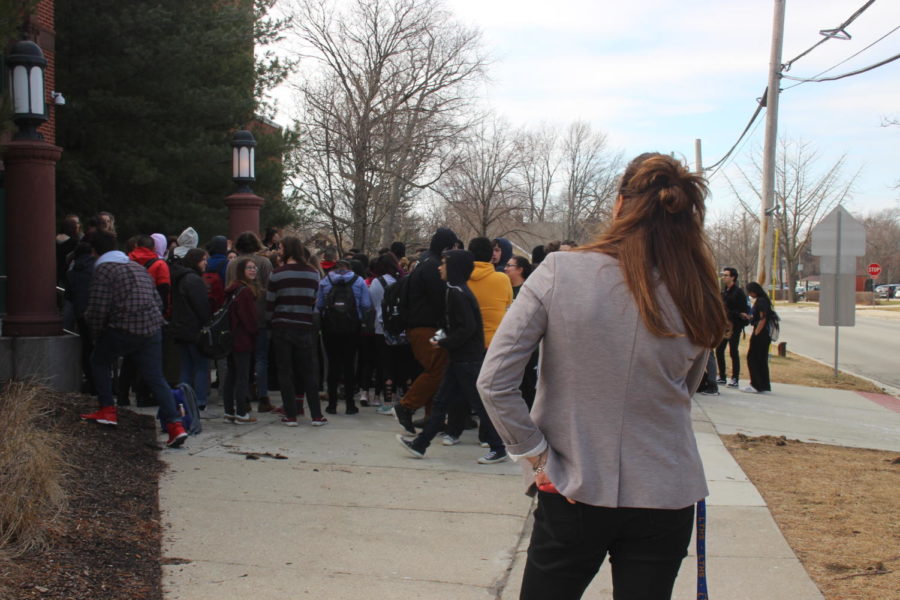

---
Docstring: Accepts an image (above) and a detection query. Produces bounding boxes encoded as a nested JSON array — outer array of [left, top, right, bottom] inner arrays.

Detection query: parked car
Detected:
[[875, 284, 900, 299]]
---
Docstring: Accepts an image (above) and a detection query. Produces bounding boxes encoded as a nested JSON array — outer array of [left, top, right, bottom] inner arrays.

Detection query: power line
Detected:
[[782, 0, 877, 71], [782, 51, 900, 83], [706, 108, 765, 183], [783, 24, 900, 90], [703, 99, 765, 173]]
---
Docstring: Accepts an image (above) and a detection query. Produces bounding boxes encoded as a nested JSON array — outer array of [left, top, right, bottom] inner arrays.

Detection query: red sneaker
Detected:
[[81, 406, 117, 426], [166, 422, 188, 448]]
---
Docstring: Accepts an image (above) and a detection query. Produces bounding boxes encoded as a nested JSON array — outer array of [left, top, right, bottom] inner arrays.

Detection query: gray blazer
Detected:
[[477, 251, 709, 509]]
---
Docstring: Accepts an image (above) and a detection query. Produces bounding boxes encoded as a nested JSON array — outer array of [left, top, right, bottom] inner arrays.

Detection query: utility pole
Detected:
[[757, 0, 786, 286], [694, 139, 703, 174]]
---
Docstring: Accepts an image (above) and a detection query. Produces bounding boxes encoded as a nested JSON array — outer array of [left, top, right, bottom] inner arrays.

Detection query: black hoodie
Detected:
[[492, 237, 513, 272], [438, 250, 484, 362], [407, 228, 457, 328]]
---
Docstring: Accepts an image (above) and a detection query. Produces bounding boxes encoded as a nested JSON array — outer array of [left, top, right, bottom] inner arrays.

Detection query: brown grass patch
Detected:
[[733, 334, 884, 393], [723, 434, 900, 600], [0, 381, 67, 556]]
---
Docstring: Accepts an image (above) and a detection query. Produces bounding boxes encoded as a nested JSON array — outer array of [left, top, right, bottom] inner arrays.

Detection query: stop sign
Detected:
[[867, 263, 882, 278]]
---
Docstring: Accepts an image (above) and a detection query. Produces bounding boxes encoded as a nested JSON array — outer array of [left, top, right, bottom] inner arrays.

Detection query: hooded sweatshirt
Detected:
[[129, 246, 172, 314], [406, 227, 457, 329], [439, 250, 484, 362], [169, 263, 211, 343], [468, 261, 513, 347], [493, 237, 513, 272], [205, 235, 229, 285], [173, 227, 199, 259], [151, 233, 168, 259]]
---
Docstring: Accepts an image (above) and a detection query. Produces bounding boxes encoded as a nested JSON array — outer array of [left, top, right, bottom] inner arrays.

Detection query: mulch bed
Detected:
[[0, 397, 164, 600]]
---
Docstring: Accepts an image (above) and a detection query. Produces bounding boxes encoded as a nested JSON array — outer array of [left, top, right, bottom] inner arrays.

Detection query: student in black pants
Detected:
[[742, 281, 773, 394], [396, 250, 508, 465]]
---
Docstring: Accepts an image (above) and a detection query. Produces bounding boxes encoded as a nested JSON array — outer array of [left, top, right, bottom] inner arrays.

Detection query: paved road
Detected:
[[777, 305, 900, 390]]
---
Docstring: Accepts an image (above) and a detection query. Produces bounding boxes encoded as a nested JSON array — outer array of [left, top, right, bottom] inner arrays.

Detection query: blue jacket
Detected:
[[316, 269, 373, 319]]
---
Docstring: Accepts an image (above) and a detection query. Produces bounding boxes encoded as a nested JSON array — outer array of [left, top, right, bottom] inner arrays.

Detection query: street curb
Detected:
[[778, 347, 900, 399]]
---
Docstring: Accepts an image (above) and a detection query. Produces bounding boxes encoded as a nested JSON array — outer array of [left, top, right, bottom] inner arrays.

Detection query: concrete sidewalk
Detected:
[[152, 382, 898, 599]]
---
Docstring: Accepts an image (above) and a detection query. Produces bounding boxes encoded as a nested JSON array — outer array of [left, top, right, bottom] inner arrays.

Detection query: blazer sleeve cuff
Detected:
[[506, 435, 547, 462]]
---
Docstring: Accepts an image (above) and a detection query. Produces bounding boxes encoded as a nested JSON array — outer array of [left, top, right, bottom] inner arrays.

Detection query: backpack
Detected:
[[767, 310, 781, 342], [381, 274, 410, 337], [324, 273, 361, 334], [158, 382, 202, 436], [196, 287, 242, 359], [202, 272, 225, 312]]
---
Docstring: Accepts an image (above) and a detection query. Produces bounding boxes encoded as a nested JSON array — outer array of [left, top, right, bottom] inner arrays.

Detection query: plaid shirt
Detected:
[[85, 260, 165, 337]]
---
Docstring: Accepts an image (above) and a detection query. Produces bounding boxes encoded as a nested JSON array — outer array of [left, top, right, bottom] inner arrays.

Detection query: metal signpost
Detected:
[[811, 206, 866, 376]]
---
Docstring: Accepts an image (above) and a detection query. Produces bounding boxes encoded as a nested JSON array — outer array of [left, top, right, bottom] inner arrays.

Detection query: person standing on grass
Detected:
[[396, 250, 508, 464], [741, 282, 773, 394], [222, 258, 261, 424], [266, 237, 328, 427], [477, 153, 726, 600], [80, 231, 187, 448], [715, 267, 749, 388]]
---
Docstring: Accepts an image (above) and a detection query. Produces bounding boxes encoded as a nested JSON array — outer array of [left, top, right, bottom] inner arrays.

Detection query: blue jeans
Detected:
[[255, 327, 269, 399], [91, 329, 180, 424], [178, 342, 210, 408]]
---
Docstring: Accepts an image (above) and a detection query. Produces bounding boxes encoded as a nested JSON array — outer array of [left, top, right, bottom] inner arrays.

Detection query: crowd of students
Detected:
[[58, 211, 574, 460]]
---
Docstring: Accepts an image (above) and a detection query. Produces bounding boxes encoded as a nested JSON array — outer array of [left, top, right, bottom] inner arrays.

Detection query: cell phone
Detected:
[[537, 482, 560, 494]]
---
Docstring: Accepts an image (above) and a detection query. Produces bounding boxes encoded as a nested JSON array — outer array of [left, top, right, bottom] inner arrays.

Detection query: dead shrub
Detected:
[[0, 381, 67, 556]]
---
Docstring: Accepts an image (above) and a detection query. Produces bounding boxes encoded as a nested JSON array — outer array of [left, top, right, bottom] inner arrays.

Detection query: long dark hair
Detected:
[[233, 257, 262, 298], [745, 281, 769, 300], [580, 153, 725, 348]]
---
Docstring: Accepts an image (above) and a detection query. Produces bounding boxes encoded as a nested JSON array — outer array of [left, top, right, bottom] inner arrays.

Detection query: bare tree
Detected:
[[707, 210, 759, 286], [862, 208, 900, 284], [286, 0, 486, 251], [517, 125, 560, 223], [435, 118, 526, 239], [727, 138, 858, 301], [559, 121, 623, 242]]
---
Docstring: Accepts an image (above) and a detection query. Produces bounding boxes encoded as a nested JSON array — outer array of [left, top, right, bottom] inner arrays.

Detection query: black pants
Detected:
[[412, 360, 503, 452], [521, 493, 694, 600], [272, 328, 323, 419], [322, 330, 359, 407], [224, 351, 251, 416], [357, 334, 380, 394], [715, 326, 742, 380], [747, 331, 771, 392]]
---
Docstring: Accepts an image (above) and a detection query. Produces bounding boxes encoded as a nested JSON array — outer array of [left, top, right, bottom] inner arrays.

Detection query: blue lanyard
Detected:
[[697, 499, 708, 599]]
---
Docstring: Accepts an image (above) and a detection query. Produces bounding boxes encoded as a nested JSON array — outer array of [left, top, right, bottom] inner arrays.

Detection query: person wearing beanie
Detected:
[[205, 235, 230, 286], [392, 227, 458, 435]]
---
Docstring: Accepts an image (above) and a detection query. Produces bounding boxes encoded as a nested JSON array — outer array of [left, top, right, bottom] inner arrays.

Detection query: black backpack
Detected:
[[196, 287, 242, 359], [325, 274, 361, 334], [381, 274, 410, 336]]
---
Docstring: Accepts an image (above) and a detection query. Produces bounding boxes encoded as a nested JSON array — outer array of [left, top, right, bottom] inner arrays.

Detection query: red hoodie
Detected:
[[129, 246, 172, 316]]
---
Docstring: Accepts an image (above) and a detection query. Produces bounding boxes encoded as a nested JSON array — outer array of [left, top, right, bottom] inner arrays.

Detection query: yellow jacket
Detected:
[[468, 261, 513, 348]]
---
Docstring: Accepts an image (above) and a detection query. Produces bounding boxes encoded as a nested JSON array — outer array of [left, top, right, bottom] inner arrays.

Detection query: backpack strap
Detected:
[[144, 257, 159, 270]]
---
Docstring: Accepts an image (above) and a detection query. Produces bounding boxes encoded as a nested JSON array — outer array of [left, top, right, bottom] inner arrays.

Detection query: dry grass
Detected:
[[734, 335, 884, 393], [0, 381, 67, 557], [724, 434, 900, 600]]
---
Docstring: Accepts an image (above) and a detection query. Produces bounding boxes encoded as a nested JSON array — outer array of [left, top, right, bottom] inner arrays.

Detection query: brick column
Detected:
[[3, 139, 63, 336], [224, 191, 265, 243]]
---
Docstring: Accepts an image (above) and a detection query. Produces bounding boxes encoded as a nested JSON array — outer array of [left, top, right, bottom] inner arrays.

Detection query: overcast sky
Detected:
[[275, 0, 900, 216], [444, 0, 900, 216]]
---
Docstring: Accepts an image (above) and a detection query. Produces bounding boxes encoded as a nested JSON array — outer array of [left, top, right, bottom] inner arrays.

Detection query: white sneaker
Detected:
[[741, 385, 759, 394], [727, 378, 739, 388], [375, 404, 394, 416], [479, 441, 490, 448], [441, 434, 460, 446]]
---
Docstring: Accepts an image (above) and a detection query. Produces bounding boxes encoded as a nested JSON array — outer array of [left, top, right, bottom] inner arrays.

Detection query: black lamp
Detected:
[[6, 40, 48, 140], [231, 130, 256, 192]]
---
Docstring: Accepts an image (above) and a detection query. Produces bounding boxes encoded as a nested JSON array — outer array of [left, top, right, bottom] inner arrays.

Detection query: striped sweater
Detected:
[[266, 263, 319, 329]]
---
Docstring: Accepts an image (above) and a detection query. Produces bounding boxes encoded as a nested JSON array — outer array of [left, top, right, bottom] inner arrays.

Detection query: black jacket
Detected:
[[406, 228, 458, 329], [438, 250, 484, 362], [722, 284, 750, 328], [64, 251, 95, 318], [169, 264, 211, 342]]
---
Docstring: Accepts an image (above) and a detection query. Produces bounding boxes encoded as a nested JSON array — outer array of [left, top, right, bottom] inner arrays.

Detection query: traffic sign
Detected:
[[867, 263, 882, 278]]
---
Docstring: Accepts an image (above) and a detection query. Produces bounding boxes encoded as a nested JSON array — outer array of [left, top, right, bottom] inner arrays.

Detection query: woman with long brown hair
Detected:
[[478, 153, 726, 600], [223, 257, 261, 424]]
